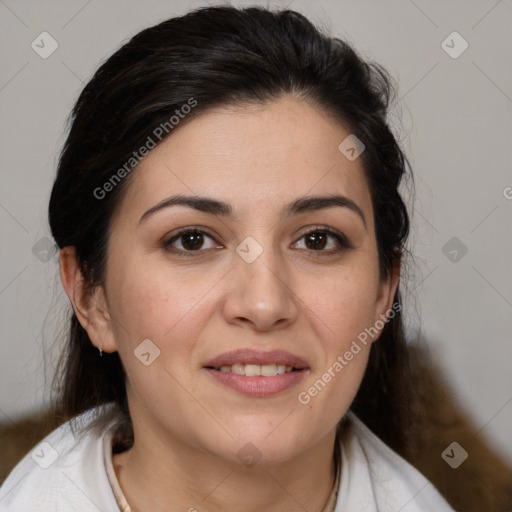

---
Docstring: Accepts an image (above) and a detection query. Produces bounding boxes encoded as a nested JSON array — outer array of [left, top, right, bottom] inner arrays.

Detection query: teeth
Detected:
[[260, 364, 276, 376], [231, 364, 245, 375], [216, 364, 295, 376], [245, 364, 261, 376]]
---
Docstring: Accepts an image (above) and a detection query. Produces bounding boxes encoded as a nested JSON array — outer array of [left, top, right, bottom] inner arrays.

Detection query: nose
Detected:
[[222, 242, 299, 332]]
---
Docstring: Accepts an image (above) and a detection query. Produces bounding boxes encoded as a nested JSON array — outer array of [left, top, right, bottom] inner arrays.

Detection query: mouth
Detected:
[[202, 348, 309, 373], [205, 363, 301, 376], [202, 349, 309, 397]]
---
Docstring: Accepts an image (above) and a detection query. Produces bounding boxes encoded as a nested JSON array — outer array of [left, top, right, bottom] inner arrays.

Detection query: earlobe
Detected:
[[59, 247, 117, 353]]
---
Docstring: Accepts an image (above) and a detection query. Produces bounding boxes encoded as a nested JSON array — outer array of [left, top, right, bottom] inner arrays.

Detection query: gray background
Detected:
[[1, 0, 511, 464]]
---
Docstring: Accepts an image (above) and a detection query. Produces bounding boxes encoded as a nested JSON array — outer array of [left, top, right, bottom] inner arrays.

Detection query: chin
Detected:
[[220, 425, 307, 465]]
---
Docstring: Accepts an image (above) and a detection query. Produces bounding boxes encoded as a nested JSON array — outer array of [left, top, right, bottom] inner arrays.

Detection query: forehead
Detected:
[[115, 95, 373, 224]]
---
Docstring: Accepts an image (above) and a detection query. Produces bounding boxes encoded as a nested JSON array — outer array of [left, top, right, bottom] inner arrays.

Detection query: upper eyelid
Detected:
[[165, 227, 216, 243]]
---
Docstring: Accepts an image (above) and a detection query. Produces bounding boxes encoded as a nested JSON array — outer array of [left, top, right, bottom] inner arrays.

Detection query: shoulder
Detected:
[[0, 407, 121, 512], [337, 411, 455, 512]]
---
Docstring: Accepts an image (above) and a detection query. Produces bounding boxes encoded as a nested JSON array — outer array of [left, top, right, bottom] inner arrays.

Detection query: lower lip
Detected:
[[203, 368, 308, 397]]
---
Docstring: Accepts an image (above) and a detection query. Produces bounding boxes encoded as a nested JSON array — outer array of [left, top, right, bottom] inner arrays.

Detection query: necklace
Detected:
[[323, 443, 341, 512]]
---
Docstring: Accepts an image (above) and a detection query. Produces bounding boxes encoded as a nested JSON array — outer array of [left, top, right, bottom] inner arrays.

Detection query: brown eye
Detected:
[[293, 227, 352, 254], [180, 231, 204, 250], [304, 231, 328, 250], [165, 229, 220, 253]]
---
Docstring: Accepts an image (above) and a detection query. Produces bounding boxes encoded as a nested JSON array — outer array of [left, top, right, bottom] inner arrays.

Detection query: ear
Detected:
[[372, 257, 401, 341], [59, 247, 118, 353]]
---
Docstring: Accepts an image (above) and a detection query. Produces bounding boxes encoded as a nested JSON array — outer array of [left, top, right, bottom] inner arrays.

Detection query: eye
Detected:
[[292, 227, 352, 254], [164, 229, 221, 254], [163, 226, 352, 257]]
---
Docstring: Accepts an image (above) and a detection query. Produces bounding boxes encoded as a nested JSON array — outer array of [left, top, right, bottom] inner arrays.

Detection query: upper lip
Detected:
[[203, 349, 309, 370]]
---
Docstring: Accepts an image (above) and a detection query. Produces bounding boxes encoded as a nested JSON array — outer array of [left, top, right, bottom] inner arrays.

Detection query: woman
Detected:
[[0, 5, 454, 511]]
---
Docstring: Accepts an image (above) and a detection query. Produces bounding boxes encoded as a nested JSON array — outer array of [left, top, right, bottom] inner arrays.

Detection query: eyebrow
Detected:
[[139, 194, 367, 230]]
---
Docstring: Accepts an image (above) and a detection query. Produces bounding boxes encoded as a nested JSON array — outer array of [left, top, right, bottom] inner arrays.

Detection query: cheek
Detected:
[[297, 275, 378, 428], [309, 265, 381, 348], [107, 254, 218, 346], [105, 260, 214, 415]]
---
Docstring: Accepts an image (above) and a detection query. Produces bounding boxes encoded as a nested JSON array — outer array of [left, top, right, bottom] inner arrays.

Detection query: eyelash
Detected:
[[163, 226, 353, 258]]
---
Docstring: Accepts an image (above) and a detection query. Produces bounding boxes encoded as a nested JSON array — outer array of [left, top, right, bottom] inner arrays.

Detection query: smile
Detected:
[[211, 363, 296, 376], [202, 349, 309, 396]]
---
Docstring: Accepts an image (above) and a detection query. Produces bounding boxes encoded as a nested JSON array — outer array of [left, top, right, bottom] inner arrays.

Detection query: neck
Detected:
[[113, 421, 339, 512]]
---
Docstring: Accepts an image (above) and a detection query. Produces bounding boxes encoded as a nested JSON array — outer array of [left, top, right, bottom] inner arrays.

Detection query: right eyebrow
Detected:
[[139, 195, 232, 225]]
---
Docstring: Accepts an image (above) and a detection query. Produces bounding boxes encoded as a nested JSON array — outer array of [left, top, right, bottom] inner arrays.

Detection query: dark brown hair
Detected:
[[49, 5, 413, 456]]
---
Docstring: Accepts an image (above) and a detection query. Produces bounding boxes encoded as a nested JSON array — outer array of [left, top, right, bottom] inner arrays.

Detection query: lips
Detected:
[[202, 348, 309, 371], [202, 349, 309, 397]]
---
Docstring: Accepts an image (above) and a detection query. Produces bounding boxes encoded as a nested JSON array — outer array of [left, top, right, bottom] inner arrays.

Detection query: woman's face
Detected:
[[94, 95, 398, 465]]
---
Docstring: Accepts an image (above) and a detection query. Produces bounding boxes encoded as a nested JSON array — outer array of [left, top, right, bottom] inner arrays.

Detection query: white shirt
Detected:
[[0, 407, 454, 511]]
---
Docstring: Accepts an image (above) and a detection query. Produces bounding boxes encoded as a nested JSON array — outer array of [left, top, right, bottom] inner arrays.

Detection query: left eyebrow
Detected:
[[138, 194, 367, 230], [283, 195, 367, 230]]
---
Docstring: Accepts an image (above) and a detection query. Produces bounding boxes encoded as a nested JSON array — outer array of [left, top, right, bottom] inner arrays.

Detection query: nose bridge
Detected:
[[236, 232, 289, 300], [223, 232, 298, 330]]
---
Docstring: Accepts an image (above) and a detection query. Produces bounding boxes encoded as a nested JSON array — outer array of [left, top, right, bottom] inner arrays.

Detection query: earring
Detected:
[[99, 346, 103, 357]]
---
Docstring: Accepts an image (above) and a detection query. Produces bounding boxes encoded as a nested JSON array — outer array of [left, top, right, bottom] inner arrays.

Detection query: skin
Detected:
[[61, 95, 399, 512]]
